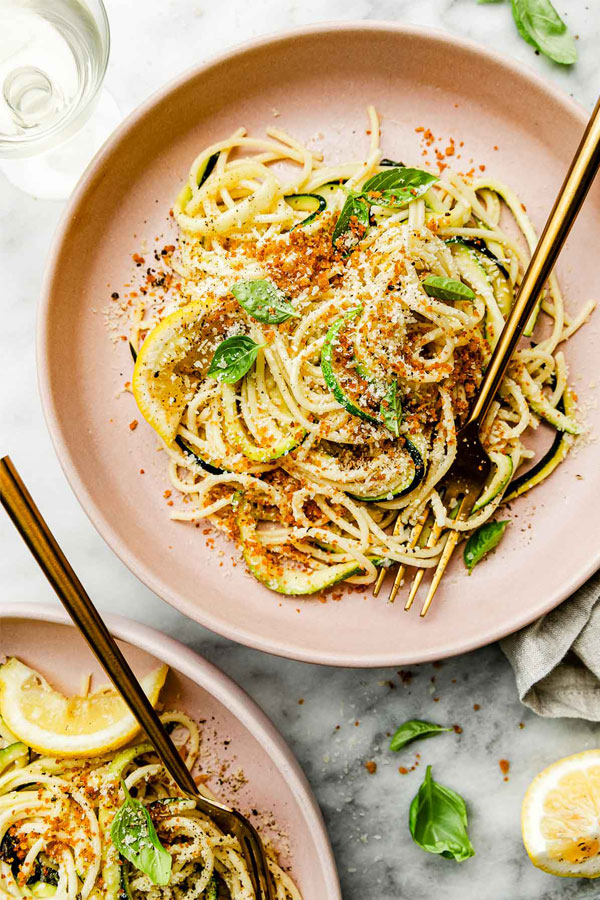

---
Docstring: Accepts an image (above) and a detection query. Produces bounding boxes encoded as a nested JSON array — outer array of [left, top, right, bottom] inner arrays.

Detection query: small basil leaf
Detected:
[[110, 781, 172, 886], [463, 520, 509, 573], [422, 276, 475, 303], [332, 193, 370, 254], [380, 158, 406, 167], [511, 0, 577, 65], [207, 335, 264, 383], [390, 719, 453, 752], [360, 167, 438, 208], [409, 766, 475, 863], [380, 380, 402, 437], [231, 279, 299, 324], [285, 193, 327, 230]]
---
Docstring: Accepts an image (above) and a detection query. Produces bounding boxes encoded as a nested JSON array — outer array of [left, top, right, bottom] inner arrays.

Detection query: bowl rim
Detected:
[[37, 20, 595, 667], [0, 600, 342, 899]]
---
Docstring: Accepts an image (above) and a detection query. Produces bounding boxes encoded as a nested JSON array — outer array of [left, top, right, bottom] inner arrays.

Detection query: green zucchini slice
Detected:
[[522, 378, 580, 434], [0, 741, 28, 774], [321, 308, 382, 426], [175, 436, 225, 476], [28, 885, 57, 898], [313, 180, 346, 199], [450, 242, 505, 347], [300, 437, 426, 503], [196, 151, 219, 188], [284, 193, 327, 229], [445, 236, 509, 277], [476, 252, 512, 318], [236, 497, 360, 594], [221, 382, 305, 462], [448, 238, 513, 319], [471, 452, 513, 513], [528, 394, 580, 434], [347, 439, 426, 502], [504, 388, 576, 503]]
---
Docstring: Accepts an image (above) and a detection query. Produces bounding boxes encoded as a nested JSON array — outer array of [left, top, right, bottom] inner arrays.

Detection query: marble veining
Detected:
[[1, 2, 599, 897]]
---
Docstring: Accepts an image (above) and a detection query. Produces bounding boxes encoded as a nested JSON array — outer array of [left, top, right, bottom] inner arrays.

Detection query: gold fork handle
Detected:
[[468, 95, 600, 426], [0, 455, 200, 797]]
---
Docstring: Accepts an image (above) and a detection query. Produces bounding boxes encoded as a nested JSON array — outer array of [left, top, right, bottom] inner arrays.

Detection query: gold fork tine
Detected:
[[388, 508, 430, 603], [372, 564, 387, 597], [404, 484, 462, 611], [372, 513, 405, 598], [419, 530, 462, 617], [419, 487, 480, 618], [404, 517, 443, 610]]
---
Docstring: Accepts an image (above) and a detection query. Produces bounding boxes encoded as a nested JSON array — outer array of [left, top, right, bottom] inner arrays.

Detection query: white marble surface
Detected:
[[2, 1, 600, 898]]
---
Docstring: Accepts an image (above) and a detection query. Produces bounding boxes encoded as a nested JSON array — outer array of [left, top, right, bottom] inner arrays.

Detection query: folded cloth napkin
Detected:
[[501, 569, 600, 720]]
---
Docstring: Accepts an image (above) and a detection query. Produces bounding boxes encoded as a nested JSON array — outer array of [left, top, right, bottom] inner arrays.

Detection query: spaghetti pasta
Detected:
[[129, 109, 591, 595]]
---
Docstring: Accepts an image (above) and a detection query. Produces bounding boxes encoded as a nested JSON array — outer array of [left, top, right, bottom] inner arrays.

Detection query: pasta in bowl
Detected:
[[126, 108, 590, 596]]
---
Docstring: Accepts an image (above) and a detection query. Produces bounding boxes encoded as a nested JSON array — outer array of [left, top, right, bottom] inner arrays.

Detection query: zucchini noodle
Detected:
[[128, 108, 592, 596], [0, 714, 300, 900]]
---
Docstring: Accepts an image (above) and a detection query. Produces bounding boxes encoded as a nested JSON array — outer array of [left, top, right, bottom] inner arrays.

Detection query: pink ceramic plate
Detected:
[[39, 23, 600, 666], [0, 602, 341, 899]]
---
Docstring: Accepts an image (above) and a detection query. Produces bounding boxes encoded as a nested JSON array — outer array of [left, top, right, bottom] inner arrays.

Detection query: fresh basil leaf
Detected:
[[362, 166, 438, 195], [207, 335, 264, 384], [390, 719, 453, 752], [380, 380, 402, 437], [332, 193, 370, 254], [409, 766, 475, 863], [110, 781, 172, 886], [359, 167, 438, 208], [380, 157, 406, 167], [231, 279, 299, 324], [511, 0, 577, 64], [422, 275, 475, 303], [463, 520, 509, 573]]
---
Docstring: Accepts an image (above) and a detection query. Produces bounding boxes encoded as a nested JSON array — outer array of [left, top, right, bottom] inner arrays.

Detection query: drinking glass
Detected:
[[0, 0, 120, 198]]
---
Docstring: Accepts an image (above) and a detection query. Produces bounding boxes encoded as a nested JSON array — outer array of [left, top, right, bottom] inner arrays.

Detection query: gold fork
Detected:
[[377, 94, 600, 617], [0, 456, 274, 900]]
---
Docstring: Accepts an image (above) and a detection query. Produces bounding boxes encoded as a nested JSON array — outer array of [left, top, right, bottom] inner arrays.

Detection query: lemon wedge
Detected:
[[133, 298, 226, 445], [0, 658, 168, 757], [522, 749, 600, 878]]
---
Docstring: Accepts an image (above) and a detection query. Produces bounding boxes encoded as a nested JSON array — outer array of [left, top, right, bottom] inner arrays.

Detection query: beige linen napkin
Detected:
[[501, 570, 600, 720]]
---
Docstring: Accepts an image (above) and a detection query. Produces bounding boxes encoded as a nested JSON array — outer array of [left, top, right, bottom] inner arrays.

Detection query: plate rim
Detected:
[[37, 20, 597, 667], [0, 600, 342, 900]]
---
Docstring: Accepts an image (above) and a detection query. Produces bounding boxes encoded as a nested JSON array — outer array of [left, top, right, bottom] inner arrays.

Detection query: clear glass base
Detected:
[[0, 88, 120, 199]]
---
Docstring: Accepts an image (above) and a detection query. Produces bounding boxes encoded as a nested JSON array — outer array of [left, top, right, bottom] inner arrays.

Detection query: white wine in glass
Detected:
[[0, 0, 119, 198]]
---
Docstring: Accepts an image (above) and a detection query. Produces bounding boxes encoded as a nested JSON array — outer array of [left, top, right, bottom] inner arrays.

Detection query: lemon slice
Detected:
[[0, 658, 168, 757], [522, 749, 600, 878], [133, 298, 225, 445]]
